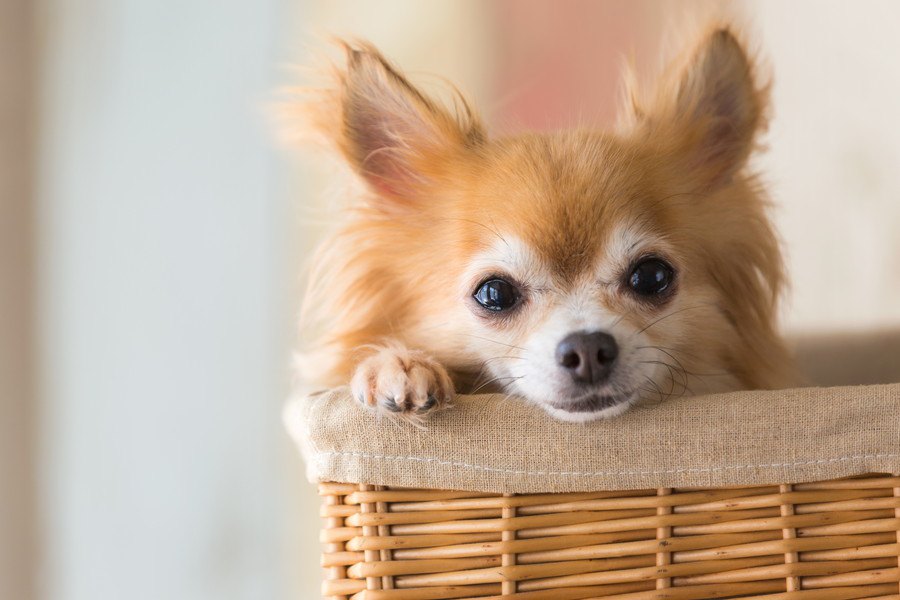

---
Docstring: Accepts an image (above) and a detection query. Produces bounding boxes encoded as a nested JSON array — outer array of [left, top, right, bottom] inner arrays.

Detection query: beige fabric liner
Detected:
[[286, 383, 900, 494]]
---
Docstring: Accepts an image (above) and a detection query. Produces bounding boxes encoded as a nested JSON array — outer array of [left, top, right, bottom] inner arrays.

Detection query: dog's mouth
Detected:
[[545, 389, 638, 420]]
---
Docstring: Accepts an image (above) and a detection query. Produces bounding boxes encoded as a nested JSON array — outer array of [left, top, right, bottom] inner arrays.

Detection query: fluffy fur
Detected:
[[292, 26, 798, 421]]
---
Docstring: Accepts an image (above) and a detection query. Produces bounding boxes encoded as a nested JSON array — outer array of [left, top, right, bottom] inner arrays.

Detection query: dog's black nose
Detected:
[[556, 331, 619, 385]]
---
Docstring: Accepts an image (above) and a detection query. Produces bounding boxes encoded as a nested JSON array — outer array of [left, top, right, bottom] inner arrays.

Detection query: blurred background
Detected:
[[3, 1, 899, 599]]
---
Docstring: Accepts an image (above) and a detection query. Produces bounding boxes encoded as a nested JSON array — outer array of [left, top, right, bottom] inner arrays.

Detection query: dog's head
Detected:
[[299, 27, 796, 420]]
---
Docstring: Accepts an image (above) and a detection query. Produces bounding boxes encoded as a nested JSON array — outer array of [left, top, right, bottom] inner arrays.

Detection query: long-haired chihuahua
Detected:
[[292, 25, 797, 422]]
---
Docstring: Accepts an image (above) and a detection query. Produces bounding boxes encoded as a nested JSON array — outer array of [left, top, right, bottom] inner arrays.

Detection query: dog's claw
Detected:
[[383, 396, 403, 412], [417, 395, 438, 414]]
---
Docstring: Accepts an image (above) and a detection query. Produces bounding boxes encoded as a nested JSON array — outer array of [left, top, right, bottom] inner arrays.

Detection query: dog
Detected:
[[293, 25, 798, 422]]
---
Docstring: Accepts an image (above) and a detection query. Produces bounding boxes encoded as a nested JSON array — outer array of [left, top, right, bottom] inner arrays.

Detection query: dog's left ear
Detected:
[[630, 28, 767, 188]]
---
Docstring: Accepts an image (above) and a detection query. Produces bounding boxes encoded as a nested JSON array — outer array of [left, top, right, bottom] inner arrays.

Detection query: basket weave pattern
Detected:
[[320, 475, 900, 599]]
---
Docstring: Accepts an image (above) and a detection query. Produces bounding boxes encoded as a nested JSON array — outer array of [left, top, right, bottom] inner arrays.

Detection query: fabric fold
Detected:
[[286, 384, 900, 493]]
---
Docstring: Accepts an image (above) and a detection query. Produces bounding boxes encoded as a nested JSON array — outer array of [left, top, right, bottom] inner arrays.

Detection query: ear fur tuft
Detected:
[[284, 40, 484, 208], [626, 25, 769, 187]]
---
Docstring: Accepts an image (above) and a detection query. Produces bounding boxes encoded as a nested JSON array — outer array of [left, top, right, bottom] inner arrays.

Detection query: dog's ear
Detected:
[[330, 42, 483, 208], [635, 28, 767, 188]]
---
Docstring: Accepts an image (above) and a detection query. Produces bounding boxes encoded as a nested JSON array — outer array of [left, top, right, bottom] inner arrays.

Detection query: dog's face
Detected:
[[449, 137, 715, 420], [300, 29, 795, 419], [416, 130, 759, 421]]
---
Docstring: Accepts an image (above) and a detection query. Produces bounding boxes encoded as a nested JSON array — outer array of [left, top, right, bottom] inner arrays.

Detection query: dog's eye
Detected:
[[473, 279, 520, 312], [628, 258, 674, 296]]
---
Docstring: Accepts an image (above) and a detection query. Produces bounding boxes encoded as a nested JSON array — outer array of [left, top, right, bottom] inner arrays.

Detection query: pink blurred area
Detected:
[[488, 0, 664, 132]]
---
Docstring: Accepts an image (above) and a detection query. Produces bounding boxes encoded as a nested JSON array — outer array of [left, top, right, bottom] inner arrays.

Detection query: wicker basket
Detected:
[[319, 475, 900, 599], [289, 369, 900, 599]]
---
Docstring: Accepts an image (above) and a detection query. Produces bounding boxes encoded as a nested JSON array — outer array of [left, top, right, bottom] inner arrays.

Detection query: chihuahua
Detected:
[[294, 25, 797, 422]]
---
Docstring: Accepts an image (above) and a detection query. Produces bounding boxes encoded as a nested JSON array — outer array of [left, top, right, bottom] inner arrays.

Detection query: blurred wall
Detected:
[[36, 1, 295, 599], [747, 0, 900, 332], [488, 0, 666, 132], [0, 1, 36, 599]]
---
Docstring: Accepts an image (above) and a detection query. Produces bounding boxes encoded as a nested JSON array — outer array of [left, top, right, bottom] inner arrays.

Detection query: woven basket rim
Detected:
[[288, 383, 900, 494]]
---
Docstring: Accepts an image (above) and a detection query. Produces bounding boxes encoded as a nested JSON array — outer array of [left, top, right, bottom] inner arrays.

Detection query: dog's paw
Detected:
[[350, 345, 454, 417]]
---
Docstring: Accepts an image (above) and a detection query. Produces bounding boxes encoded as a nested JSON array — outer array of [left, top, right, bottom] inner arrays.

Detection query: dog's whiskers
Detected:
[[438, 217, 511, 251], [478, 355, 526, 365], [631, 303, 716, 337], [469, 354, 526, 390], [459, 333, 528, 353], [635, 345, 731, 378], [470, 374, 523, 395], [638, 354, 695, 397]]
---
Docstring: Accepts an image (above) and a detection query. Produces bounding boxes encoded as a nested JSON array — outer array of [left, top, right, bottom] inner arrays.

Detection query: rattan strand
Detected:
[[318, 475, 900, 599]]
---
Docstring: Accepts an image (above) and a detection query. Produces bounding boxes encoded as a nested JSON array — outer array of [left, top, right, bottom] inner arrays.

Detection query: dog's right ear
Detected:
[[326, 42, 483, 209]]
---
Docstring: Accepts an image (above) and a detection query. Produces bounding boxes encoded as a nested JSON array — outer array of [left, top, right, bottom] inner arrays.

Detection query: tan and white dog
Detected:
[[293, 25, 797, 422]]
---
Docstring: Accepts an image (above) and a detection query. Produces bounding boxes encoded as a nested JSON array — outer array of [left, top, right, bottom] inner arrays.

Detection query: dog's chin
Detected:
[[540, 391, 638, 423]]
